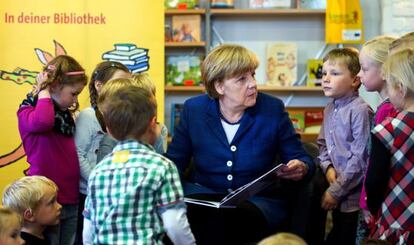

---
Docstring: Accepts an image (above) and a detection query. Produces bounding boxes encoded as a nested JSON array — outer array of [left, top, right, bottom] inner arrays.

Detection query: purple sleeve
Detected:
[[17, 98, 55, 133]]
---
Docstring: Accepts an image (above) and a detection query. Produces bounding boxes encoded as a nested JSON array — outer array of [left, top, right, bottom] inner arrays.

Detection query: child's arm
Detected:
[[326, 106, 371, 202], [317, 119, 334, 174], [159, 205, 195, 245], [82, 217, 93, 245], [365, 134, 391, 215], [96, 134, 117, 163], [153, 123, 168, 154], [17, 97, 55, 133]]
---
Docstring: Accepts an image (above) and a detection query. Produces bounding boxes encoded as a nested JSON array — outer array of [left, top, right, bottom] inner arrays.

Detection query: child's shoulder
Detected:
[[21, 231, 50, 245]]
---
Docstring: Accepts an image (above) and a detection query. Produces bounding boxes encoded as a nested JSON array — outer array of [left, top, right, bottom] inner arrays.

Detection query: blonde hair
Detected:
[[361, 36, 397, 65], [2, 176, 58, 214], [0, 207, 22, 235], [98, 85, 157, 140], [389, 32, 414, 54], [131, 73, 156, 95], [383, 48, 414, 97], [202, 44, 259, 98], [258, 232, 307, 245], [323, 48, 361, 77]]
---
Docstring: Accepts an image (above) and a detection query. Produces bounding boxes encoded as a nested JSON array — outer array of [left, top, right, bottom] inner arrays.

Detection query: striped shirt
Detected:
[[84, 140, 184, 244]]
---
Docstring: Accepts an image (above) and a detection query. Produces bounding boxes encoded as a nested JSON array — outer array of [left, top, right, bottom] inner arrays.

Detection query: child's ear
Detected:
[[352, 76, 361, 88], [23, 208, 35, 222], [94, 80, 103, 92]]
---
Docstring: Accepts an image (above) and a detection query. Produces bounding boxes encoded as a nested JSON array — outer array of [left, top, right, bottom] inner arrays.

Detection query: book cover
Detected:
[[184, 163, 288, 208], [166, 56, 202, 86], [114, 43, 137, 51], [165, 0, 198, 9], [170, 103, 184, 137], [300, 0, 326, 9], [211, 0, 234, 8], [265, 42, 297, 86], [288, 110, 305, 133], [172, 15, 201, 42], [306, 59, 323, 87], [304, 109, 323, 133], [249, 0, 291, 9]]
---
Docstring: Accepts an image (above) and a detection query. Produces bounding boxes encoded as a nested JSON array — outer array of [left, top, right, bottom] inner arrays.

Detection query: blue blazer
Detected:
[[166, 93, 314, 226]]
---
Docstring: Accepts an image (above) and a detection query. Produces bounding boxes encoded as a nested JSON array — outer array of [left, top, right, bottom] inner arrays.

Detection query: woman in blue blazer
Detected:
[[166, 44, 314, 244]]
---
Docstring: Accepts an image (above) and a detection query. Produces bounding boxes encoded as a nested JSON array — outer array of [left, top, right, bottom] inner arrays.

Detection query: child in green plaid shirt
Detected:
[[83, 82, 195, 244]]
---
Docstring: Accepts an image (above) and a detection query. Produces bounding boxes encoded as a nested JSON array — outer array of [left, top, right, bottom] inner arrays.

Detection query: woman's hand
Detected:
[[321, 191, 338, 210], [277, 159, 308, 181]]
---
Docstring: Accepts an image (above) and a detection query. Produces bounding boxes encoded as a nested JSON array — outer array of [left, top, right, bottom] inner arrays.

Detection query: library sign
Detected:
[[0, 1, 164, 190]]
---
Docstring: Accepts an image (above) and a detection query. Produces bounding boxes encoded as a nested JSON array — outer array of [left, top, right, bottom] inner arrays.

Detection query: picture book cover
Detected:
[[300, 0, 326, 9], [304, 110, 323, 133], [172, 15, 201, 42], [249, 0, 291, 8], [166, 55, 202, 86], [184, 163, 288, 208], [165, 0, 198, 9], [265, 42, 297, 86], [288, 110, 305, 133], [170, 103, 185, 137], [306, 59, 323, 87], [211, 0, 234, 8]]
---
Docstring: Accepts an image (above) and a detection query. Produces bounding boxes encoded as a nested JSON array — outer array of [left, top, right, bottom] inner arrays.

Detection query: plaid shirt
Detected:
[[84, 140, 184, 245], [372, 111, 414, 244]]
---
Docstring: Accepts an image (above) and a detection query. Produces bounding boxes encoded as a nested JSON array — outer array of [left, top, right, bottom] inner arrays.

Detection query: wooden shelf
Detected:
[[210, 8, 325, 16], [165, 42, 206, 48], [165, 9, 206, 15], [165, 85, 323, 93]]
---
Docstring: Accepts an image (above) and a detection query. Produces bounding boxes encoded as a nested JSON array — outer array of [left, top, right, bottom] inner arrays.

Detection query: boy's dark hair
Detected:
[[98, 85, 156, 140]]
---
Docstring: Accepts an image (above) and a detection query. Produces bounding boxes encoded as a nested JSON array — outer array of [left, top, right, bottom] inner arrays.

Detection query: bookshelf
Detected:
[[164, 0, 328, 142]]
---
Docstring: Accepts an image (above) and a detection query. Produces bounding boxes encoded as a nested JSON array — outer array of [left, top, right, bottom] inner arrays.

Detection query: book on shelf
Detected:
[[304, 109, 323, 134], [299, 0, 326, 9], [184, 163, 289, 208], [306, 59, 323, 87], [165, 0, 198, 9], [265, 42, 298, 86], [170, 103, 184, 137], [249, 0, 292, 9], [210, 0, 234, 8], [166, 55, 202, 86], [172, 15, 201, 42], [102, 43, 149, 74], [288, 110, 305, 133]]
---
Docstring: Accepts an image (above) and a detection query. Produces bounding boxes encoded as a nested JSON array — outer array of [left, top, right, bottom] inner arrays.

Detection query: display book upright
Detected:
[[184, 163, 288, 208], [265, 42, 297, 86]]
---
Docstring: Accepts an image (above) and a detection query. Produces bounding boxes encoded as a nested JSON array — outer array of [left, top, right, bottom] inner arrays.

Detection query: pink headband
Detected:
[[47, 65, 84, 76]]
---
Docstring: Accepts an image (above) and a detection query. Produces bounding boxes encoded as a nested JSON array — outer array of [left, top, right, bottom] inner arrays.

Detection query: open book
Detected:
[[184, 163, 288, 208]]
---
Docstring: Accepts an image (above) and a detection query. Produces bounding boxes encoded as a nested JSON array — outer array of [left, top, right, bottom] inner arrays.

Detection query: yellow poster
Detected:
[[326, 0, 364, 44], [0, 1, 163, 191]]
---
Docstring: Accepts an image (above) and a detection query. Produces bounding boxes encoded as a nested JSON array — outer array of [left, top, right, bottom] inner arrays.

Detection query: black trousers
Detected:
[[185, 194, 272, 245], [325, 209, 359, 245], [74, 193, 86, 245]]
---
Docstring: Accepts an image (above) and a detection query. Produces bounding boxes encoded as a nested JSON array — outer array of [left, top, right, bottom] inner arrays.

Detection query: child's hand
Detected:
[[362, 209, 374, 224], [34, 71, 48, 93], [321, 191, 338, 210], [325, 166, 337, 184]]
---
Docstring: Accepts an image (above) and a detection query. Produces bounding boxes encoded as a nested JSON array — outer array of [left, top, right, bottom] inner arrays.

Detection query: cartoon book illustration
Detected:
[[304, 109, 324, 133], [249, 0, 291, 8], [166, 55, 202, 86], [265, 42, 297, 86], [102, 43, 150, 73], [184, 163, 288, 208], [211, 0, 234, 8], [170, 103, 185, 137], [172, 15, 201, 42], [306, 59, 323, 87], [288, 110, 305, 133]]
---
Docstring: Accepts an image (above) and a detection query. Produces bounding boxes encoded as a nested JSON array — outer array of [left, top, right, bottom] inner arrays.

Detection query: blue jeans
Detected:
[[46, 204, 78, 245]]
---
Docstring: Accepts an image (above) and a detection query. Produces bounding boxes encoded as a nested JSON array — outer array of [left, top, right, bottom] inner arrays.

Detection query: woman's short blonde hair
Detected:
[[361, 36, 396, 65], [2, 176, 58, 214], [202, 44, 259, 98], [383, 48, 414, 96], [258, 232, 307, 245], [0, 207, 22, 235]]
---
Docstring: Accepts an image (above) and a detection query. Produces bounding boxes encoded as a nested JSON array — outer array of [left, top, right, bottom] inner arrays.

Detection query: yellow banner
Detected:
[[326, 0, 364, 44], [0, 1, 164, 190]]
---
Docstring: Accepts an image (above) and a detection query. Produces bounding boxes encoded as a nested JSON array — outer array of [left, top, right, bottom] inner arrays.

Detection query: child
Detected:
[[365, 48, 414, 244], [96, 73, 168, 162], [0, 207, 24, 245], [2, 176, 62, 245], [83, 85, 195, 244], [388, 31, 414, 55], [356, 35, 397, 243], [317, 48, 373, 245], [257, 232, 307, 245], [17, 55, 87, 245], [73, 61, 130, 244]]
